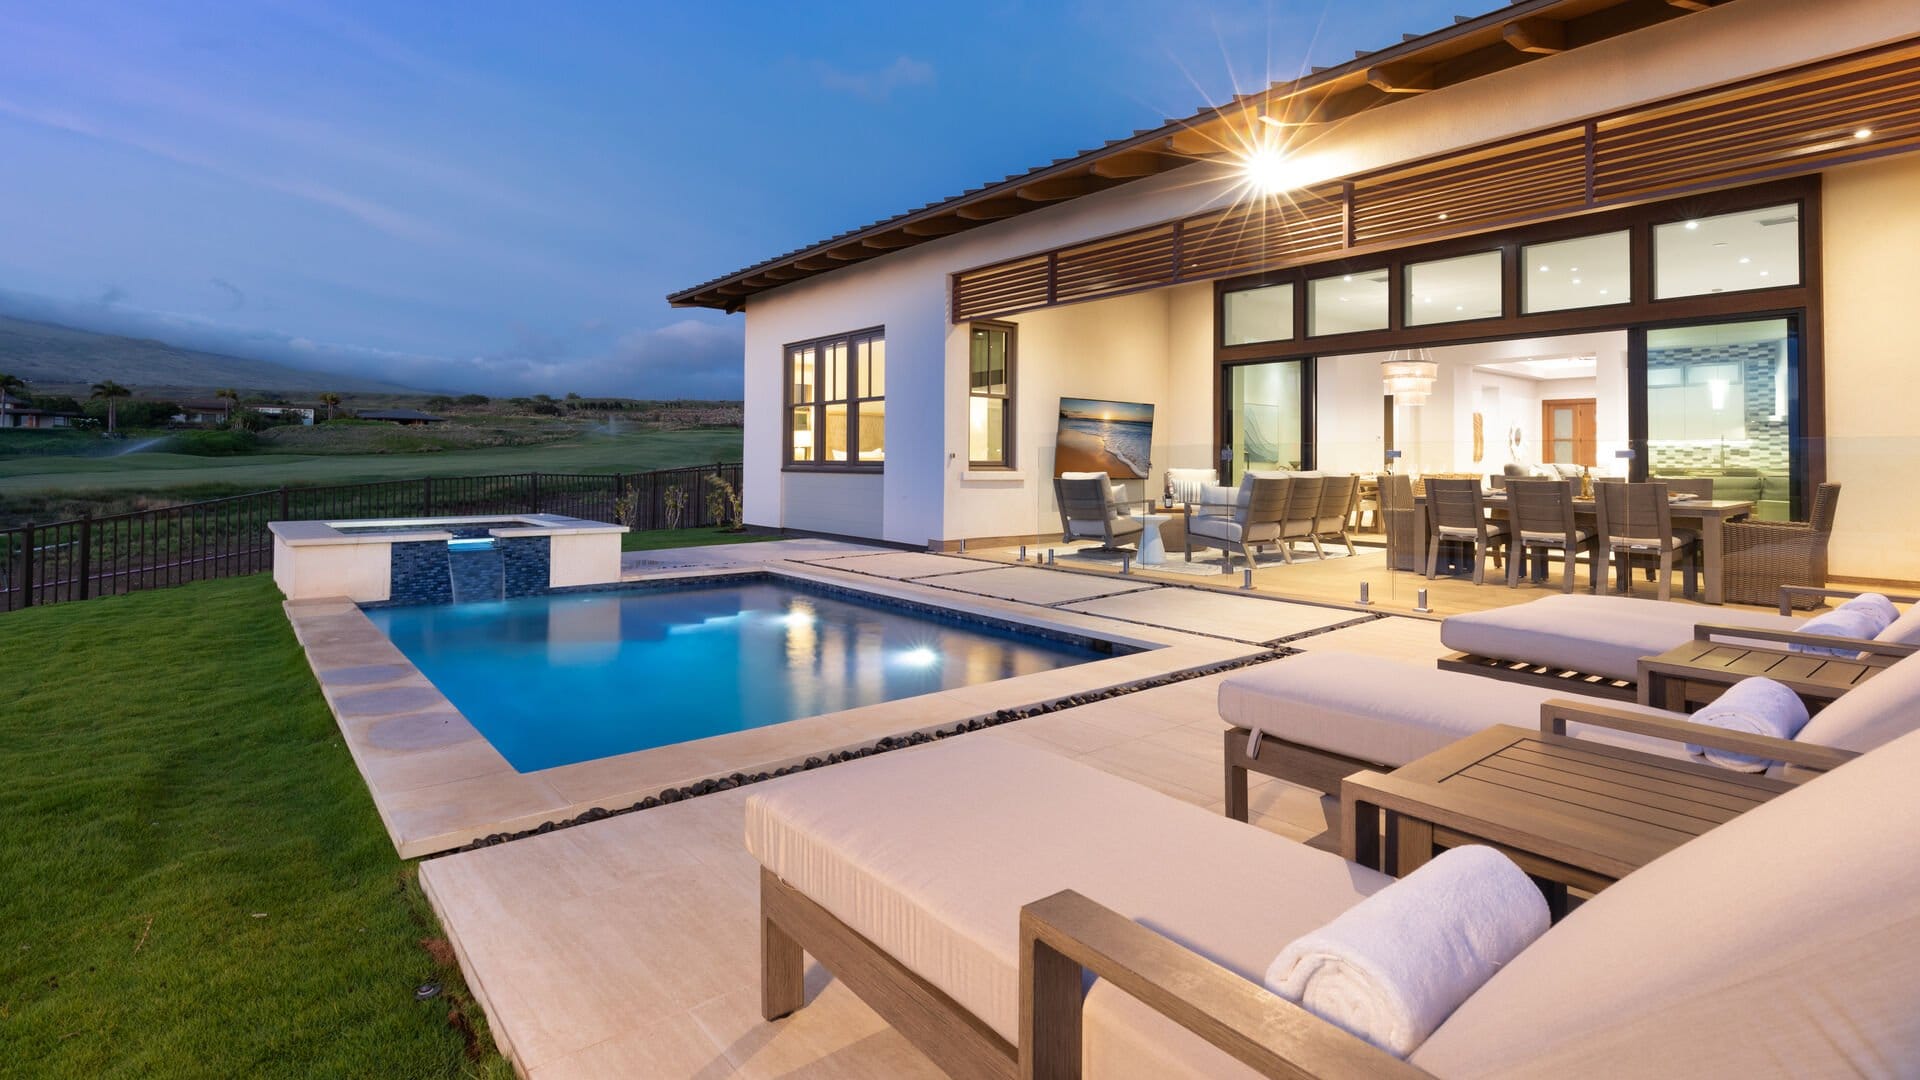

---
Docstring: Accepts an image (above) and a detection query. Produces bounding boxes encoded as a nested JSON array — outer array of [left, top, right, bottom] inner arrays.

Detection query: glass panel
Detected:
[[1222, 360, 1305, 482], [790, 407, 814, 462], [1552, 410, 1573, 439], [857, 402, 885, 461], [791, 347, 816, 404], [1550, 439, 1575, 463], [969, 397, 1006, 465], [1653, 203, 1801, 299], [823, 404, 849, 462], [864, 337, 886, 398], [1308, 271, 1388, 336], [1223, 283, 1295, 345], [1523, 231, 1630, 312], [970, 328, 1007, 395], [1646, 318, 1793, 520], [1405, 250, 1502, 326], [825, 342, 850, 402]]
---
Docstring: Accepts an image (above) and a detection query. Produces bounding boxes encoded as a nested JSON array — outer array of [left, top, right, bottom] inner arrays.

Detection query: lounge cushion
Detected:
[[1875, 604, 1920, 647], [1792, 651, 1920, 754], [1440, 594, 1802, 683], [744, 737, 1391, 1047], [1412, 725, 1920, 1077], [1187, 516, 1280, 544], [1218, 652, 1684, 769]]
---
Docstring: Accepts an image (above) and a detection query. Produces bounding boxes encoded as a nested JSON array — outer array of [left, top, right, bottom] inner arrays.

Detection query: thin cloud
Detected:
[[209, 278, 246, 310], [816, 56, 936, 102]]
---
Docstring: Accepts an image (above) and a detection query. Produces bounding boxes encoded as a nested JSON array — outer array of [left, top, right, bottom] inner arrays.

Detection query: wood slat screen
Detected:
[[950, 37, 1920, 323]]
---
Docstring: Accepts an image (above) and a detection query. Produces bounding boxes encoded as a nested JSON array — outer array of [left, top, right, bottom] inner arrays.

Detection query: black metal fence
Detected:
[[0, 463, 743, 612]]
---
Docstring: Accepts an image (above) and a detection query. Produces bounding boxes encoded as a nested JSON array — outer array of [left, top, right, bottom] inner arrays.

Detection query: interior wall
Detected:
[[1822, 153, 1920, 582]]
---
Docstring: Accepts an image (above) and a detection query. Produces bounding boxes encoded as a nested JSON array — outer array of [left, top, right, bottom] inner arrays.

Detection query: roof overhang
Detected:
[[667, 0, 1725, 311]]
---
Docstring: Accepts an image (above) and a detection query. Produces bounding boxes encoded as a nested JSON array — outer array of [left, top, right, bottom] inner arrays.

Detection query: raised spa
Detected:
[[269, 514, 627, 604], [360, 576, 1120, 771]]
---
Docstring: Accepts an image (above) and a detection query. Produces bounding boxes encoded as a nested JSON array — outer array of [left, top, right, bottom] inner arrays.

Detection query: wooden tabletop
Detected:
[[1639, 638, 1881, 708], [1341, 724, 1792, 887]]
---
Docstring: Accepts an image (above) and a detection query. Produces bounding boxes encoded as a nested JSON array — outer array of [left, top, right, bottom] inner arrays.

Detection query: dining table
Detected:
[[1406, 492, 1754, 605]]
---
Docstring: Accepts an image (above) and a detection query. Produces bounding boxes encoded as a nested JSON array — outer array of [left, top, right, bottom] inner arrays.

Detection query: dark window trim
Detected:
[[966, 320, 1017, 470], [783, 325, 885, 473]]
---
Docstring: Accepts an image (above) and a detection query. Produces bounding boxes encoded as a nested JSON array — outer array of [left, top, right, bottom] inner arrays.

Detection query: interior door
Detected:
[[1542, 398, 1597, 467]]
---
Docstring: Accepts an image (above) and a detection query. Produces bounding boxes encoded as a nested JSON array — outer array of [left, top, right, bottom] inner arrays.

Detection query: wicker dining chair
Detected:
[[1425, 478, 1507, 585], [1722, 483, 1842, 609], [1505, 478, 1596, 594]]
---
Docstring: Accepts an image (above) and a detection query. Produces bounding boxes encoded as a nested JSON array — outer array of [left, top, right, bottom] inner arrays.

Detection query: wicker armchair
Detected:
[[1722, 483, 1841, 609]]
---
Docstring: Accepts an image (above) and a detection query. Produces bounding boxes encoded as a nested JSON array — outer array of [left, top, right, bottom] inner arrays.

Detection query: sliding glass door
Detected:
[[1641, 317, 1797, 520], [1221, 359, 1309, 483]]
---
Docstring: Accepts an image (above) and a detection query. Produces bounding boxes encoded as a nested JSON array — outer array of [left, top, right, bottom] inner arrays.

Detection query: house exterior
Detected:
[[354, 408, 447, 426], [175, 401, 234, 426], [0, 391, 77, 429], [670, 0, 1920, 583]]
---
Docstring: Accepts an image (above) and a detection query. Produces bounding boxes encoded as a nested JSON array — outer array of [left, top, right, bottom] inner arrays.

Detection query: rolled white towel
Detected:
[[1685, 676, 1810, 772], [1838, 592, 1899, 633], [1790, 605, 1885, 657], [1263, 845, 1548, 1058]]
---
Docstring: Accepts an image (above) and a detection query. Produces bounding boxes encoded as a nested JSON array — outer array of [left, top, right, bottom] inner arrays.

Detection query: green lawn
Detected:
[[621, 526, 769, 552], [0, 577, 510, 1079], [0, 426, 741, 497]]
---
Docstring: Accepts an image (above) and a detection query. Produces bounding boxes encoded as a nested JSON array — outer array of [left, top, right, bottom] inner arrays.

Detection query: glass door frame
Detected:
[[1627, 309, 1811, 519], [1216, 356, 1317, 484]]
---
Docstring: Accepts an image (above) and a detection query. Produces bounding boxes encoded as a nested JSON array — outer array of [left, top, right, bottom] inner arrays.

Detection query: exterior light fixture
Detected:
[[1240, 144, 1293, 195], [1382, 353, 1438, 407], [1855, 128, 1873, 140]]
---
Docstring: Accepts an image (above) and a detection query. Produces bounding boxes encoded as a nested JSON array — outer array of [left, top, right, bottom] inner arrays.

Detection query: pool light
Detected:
[[898, 646, 939, 668]]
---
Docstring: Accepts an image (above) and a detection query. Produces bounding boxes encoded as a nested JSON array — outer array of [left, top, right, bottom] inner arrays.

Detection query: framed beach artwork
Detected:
[[1054, 397, 1154, 479]]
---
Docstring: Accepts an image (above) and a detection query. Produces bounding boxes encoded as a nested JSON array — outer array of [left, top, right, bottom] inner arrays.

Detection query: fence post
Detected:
[[19, 524, 32, 608], [423, 475, 435, 516], [77, 514, 92, 601], [530, 473, 542, 514], [278, 485, 290, 521]]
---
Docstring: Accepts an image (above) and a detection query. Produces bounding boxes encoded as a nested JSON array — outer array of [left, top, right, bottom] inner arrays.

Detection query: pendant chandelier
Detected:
[[1382, 350, 1438, 407]]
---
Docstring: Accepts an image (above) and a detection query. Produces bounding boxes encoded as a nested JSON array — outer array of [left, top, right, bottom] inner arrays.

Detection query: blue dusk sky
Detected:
[[0, 1, 1469, 398]]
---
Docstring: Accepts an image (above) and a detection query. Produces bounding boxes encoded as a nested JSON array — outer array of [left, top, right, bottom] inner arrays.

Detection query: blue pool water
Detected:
[[361, 579, 1111, 772]]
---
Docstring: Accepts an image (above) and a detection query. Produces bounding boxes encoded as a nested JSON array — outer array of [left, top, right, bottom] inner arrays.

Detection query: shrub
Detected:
[[704, 473, 742, 529]]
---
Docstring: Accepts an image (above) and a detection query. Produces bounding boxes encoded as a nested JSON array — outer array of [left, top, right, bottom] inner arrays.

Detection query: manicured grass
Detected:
[[0, 577, 511, 1079], [0, 426, 742, 497], [620, 525, 769, 552]]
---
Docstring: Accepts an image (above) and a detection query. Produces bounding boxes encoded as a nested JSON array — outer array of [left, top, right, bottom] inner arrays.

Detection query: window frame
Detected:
[[966, 320, 1017, 469], [784, 326, 885, 472]]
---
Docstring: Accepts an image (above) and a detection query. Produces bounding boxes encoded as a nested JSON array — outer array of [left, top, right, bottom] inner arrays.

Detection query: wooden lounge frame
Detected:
[[759, 870, 1427, 1080], [1223, 682, 1863, 820]]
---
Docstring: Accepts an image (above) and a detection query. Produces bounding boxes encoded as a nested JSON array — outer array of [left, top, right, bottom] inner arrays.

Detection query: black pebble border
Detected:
[[440, 645, 1300, 855]]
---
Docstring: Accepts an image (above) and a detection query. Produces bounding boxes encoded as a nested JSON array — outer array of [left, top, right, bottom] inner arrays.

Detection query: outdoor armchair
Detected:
[[1184, 474, 1292, 570], [1723, 483, 1841, 609], [1054, 473, 1143, 551]]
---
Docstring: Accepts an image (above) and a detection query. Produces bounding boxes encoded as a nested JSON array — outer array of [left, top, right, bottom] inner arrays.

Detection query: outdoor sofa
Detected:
[[1216, 646, 1914, 809], [747, 730, 1920, 1078], [1437, 588, 1920, 699]]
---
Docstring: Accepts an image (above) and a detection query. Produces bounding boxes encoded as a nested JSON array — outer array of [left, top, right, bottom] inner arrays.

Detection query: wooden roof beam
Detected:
[[1366, 61, 1435, 94], [859, 232, 918, 250], [1090, 150, 1189, 179], [792, 256, 841, 271], [821, 247, 867, 262], [901, 217, 971, 237], [1503, 17, 1566, 54], [1015, 173, 1114, 201], [1666, 0, 1711, 9], [954, 196, 1028, 221]]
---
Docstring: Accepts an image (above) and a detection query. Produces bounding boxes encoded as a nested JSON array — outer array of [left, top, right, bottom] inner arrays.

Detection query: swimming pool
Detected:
[[361, 577, 1115, 771]]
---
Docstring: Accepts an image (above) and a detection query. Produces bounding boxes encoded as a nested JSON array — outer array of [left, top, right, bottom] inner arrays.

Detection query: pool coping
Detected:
[[288, 559, 1261, 858]]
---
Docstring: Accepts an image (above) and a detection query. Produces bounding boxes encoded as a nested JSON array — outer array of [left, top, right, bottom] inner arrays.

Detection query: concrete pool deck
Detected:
[[290, 539, 1390, 857]]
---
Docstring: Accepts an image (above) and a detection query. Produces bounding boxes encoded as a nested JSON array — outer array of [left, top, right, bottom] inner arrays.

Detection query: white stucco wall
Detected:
[[1821, 153, 1920, 583], [731, 0, 1920, 549]]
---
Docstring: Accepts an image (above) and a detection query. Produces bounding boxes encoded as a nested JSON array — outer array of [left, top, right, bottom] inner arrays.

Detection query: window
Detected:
[[968, 322, 1014, 467], [1222, 283, 1294, 345], [1523, 231, 1630, 313], [1653, 203, 1801, 299], [787, 328, 884, 468], [1405, 250, 1502, 326], [1308, 270, 1388, 336]]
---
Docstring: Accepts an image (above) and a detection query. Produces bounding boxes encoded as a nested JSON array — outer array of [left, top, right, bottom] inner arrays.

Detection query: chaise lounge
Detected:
[[749, 729, 1920, 1078], [1438, 588, 1920, 699]]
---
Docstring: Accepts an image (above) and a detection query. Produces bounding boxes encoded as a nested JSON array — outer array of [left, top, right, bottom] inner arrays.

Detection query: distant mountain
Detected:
[[0, 315, 426, 397]]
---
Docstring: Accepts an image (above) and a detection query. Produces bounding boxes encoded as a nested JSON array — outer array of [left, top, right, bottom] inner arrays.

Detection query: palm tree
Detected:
[[318, 392, 342, 421], [0, 373, 24, 420], [90, 380, 132, 434], [215, 387, 240, 425]]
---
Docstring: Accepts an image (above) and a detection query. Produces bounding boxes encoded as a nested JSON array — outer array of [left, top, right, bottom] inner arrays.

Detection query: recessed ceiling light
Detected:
[[1571, 278, 1582, 285], [1343, 274, 1353, 282], [1437, 212, 1449, 220], [1684, 220, 1700, 230], [1538, 265, 1550, 272], [1738, 256, 1751, 264], [1421, 296, 1432, 303], [1759, 270, 1771, 277], [1454, 304, 1464, 311], [1599, 288, 1610, 295], [1339, 296, 1350, 302], [1570, 266, 1579, 272], [1855, 128, 1873, 140]]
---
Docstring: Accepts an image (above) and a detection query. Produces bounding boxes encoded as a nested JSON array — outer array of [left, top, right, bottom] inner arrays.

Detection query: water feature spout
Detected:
[[447, 538, 505, 602]]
